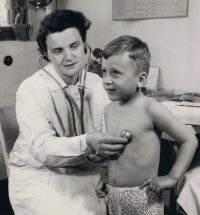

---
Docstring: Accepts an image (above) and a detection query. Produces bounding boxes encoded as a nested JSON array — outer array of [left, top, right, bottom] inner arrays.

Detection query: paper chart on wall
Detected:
[[113, 0, 188, 20]]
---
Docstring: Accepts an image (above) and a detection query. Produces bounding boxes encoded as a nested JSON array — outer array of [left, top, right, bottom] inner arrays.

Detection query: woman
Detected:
[[8, 10, 127, 215]]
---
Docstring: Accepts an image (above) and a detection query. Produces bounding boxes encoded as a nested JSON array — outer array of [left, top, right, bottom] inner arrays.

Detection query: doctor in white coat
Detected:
[[8, 10, 127, 215]]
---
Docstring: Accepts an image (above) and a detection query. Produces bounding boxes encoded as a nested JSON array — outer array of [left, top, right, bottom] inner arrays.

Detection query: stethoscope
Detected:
[[37, 45, 92, 137], [87, 130, 133, 163], [37, 46, 133, 163]]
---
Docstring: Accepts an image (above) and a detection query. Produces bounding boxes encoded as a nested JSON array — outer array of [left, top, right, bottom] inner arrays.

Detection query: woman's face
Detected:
[[46, 27, 85, 85]]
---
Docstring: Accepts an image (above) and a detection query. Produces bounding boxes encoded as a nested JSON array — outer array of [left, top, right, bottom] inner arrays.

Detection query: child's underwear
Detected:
[[106, 184, 164, 215]]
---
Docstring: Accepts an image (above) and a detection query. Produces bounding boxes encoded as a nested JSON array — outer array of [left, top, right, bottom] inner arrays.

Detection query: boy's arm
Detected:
[[95, 163, 108, 198], [141, 100, 198, 193], [150, 101, 198, 181]]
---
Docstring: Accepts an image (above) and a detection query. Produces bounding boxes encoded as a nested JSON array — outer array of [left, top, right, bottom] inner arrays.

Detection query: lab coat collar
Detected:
[[45, 63, 92, 90]]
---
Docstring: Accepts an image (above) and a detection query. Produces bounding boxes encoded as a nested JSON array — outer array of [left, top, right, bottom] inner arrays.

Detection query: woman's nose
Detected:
[[64, 49, 73, 61]]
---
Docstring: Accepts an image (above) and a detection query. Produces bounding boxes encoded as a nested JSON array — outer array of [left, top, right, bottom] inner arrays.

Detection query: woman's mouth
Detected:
[[64, 62, 76, 67]]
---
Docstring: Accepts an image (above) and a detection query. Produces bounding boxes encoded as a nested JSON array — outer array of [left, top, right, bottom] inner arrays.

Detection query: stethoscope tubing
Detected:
[[37, 46, 92, 137], [78, 46, 92, 134], [37, 55, 78, 136], [37, 47, 106, 163]]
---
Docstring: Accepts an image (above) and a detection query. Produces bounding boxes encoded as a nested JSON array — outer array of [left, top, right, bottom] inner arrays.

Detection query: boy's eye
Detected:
[[113, 70, 120, 75]]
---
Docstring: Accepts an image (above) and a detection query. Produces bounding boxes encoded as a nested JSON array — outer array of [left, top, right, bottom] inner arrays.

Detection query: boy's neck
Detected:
[[119, 90, 143, 106]]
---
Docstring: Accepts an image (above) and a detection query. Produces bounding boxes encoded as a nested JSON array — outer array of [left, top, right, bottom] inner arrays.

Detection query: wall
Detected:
[[0, 42, 40, 107], [58, 0, 200, 93], [0, 41, 40, 179], [28, 1, 57, 40]]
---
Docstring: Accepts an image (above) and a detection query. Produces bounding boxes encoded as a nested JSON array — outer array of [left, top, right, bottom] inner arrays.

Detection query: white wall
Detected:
[[28, 1, 57, 40], [58, 0, 200, 92], [0, 42, 40, 107], [0, 41, 40, 179]]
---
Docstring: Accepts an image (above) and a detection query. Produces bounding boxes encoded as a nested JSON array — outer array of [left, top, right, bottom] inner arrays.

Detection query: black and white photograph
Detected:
[[0, 1, 200, 215]]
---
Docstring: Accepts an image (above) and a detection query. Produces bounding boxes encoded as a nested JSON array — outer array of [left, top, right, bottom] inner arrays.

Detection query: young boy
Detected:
[[96, 35, 198, 215]]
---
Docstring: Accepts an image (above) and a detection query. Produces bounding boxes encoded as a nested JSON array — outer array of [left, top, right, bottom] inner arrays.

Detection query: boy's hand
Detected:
[[95, 179, 108, 198], [140, 175, 178, 195]]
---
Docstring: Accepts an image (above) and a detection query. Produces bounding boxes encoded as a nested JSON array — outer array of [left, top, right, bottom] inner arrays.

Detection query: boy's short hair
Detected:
[[102, 35, 151, 74]]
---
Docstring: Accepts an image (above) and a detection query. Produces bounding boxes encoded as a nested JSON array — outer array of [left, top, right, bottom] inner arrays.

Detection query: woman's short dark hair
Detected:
[[37, 9, 91, 57]]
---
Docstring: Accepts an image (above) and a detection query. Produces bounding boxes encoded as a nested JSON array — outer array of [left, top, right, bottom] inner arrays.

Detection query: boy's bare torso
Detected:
[[105, 96, 162, 187]]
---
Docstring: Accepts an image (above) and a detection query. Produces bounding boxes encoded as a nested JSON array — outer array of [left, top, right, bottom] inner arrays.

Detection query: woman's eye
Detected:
[[71, 44, 78, 49], [53, 49, 62, 54]]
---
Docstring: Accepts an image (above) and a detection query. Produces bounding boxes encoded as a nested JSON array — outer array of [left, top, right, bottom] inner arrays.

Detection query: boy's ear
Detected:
[[137, 72, 147, 88]]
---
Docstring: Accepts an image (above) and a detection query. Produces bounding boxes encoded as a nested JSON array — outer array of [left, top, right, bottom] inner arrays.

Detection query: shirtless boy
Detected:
[[96, 35, 198, 215]]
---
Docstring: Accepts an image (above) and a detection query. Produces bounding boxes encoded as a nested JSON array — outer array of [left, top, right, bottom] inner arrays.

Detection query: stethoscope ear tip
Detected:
[[84, 47, 87, 54], [42, 54, 50, 61]]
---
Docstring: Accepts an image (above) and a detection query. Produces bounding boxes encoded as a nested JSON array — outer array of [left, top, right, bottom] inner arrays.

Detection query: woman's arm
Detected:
[[16, 83, 89, 166], [16, 80, 126, 167]]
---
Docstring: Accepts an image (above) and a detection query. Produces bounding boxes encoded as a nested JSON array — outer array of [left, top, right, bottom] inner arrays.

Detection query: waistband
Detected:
[[106, 184, 146, 192]]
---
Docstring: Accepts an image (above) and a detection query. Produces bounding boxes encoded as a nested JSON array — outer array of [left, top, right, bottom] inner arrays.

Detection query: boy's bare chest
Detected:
[[105, 107, 153, 137]]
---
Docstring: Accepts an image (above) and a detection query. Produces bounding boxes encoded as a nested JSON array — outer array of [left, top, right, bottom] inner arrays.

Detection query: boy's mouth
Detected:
[[106, 88, 116, 93]]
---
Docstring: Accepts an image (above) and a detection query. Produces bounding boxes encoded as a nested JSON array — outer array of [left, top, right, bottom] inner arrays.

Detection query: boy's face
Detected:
[[102, 52, 140, 102]]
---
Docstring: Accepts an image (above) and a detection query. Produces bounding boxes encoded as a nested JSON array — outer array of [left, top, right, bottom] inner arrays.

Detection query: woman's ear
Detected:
[[137, 72, 147, 88]]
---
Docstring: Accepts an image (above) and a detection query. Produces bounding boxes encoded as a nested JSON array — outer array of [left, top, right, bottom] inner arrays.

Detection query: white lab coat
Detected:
[[8, 63, 109, 215]]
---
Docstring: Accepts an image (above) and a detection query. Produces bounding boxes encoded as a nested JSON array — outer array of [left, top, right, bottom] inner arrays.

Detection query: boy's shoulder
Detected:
[[104, 96, 166, 115], [104, 101, 115, 111], [104, 101, 118, 116], [143, 96, 160, 107], [143, 96, 165, 113], [143, 96, 177, 122]]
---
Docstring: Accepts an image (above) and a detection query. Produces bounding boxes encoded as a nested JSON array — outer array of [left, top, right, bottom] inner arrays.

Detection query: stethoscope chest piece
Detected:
[[121, 130, 133, 144], [108, 130, 133, 160], [87, 130, 133, 163]]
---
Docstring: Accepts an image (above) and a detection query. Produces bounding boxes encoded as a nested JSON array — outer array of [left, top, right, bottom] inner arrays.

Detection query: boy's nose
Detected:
[[104, 76, 113, 85], [106, 80, 113, 85]]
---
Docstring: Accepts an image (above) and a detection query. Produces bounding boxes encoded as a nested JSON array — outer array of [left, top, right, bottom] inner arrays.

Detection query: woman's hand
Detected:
[[140, 175, 178, 195], [86, 132, 127, 158]]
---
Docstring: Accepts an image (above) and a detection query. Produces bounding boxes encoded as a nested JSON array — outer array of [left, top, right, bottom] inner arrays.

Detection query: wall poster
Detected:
[[113, 0, 189, 20]]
